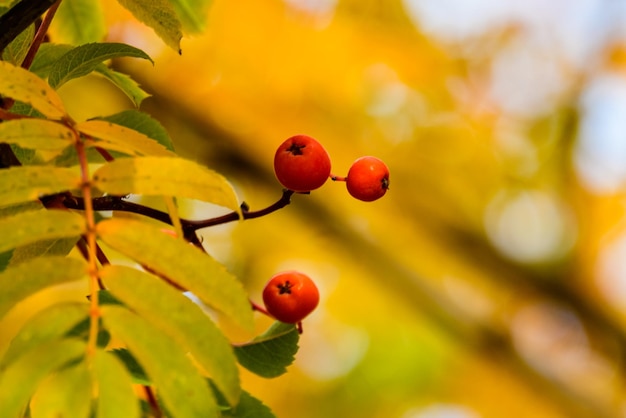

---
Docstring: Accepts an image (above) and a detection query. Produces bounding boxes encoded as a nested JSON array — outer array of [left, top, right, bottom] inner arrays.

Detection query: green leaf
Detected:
[[48, 42, 153, 89], [92, 156, 240, 211], [101, 264, 241, 405], [30, 43, 75, 78], [50, 0, 106, 44], [0, 209, 85, 253], [29, 359, 92, 418], [2, 24, 34, 65], [102, 305, 219, 417], [208, 381, 275, 418], [94, 65, 151, 107], [116, 0, 182, 53], [0, 303, 87, 367], [94, 350, 141, 418], [97, 218, 254, 331], [0, 60, 67, 119], [224, 390, 276, 418], [169, 0, 212, 34], [0, 118, 74, 150], [0, 165, 80, 208], [233, 322, 299, 378], [0, 338, 85, 417], [76, 119, 175, 157], [98, 109, 174, 151], [0, 256, 87, 318]]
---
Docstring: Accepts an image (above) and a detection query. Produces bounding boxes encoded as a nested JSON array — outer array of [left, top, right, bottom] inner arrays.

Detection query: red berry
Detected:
[[274, 135, 331, 192], [262, 271, 320, 324], [346, 156, 390, 201]]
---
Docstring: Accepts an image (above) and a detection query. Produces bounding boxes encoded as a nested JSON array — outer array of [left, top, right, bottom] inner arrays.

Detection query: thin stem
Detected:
[[74, 131, 100, 357], [20, 0, 60, 69], [143, 385, 163, 418]]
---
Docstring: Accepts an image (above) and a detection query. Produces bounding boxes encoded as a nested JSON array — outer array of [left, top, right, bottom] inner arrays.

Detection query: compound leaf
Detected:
[[0, 118, 74, 150], [233, 322, 299, 378], [0, 165, 81, 209], [92, 156, 240, 211], [0, 210, 85, 253], [0, 338, 85, 417], [97, 218, 253, 331], [76, 119, 174, 157], [29, 359, 92, 418], [93, 349, 141, 418], [102, 305, 219, 418], [101, 264, 241, 405], [0, 60, 66, 119], [116, 0, 182, 53], [0, 256, 87, 318], [48, 42, 153, 89]]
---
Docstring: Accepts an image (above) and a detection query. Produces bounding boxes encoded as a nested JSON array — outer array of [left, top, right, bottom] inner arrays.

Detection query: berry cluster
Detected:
[[273, 134, 390, 201], [260, 135, 390, 331]]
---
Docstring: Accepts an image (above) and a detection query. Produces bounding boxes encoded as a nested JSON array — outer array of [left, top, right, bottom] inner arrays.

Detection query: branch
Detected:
[[0, 0, 57, 52], [58, 189, 296, 236]]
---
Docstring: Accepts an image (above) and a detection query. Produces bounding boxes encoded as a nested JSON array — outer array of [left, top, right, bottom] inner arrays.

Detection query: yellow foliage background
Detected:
[[14, 1, 626, 417]]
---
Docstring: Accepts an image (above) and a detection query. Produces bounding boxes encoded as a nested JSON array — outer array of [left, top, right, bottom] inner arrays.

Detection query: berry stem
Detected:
[[330, 174, 347, 182]]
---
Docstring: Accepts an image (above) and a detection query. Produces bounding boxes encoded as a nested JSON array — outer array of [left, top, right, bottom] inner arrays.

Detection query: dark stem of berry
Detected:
[[277, 281, 293, 295], [287, 143, 306, 155], [330, 174, 347, 182]]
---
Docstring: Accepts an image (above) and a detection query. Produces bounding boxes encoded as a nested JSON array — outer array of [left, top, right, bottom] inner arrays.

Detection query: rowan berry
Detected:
[[346, 156, 390, 201], [262, 271, 320, 324], [273, 135, 331, 192]]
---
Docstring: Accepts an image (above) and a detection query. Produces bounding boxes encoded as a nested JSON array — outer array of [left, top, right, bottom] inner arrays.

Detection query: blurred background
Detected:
[[41, 0, 626, 416]]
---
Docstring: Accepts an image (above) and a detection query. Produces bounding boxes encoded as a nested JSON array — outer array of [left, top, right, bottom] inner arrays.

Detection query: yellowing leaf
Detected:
[[0, 60, 66, 119], [76, 119, 175, 157], [0, 210, 85, 253], [0, 339, 85, 418], [0, 303, 88, 367], [0, 165, 81, 209], [96, 218, 254, 331], [0, 256, 87, 318], [92, 156, 240, 211], [93, 350, 141, 418], [101, 264, 241, 405], [0, 118, 74, 150], [101, 305, 219, 417], [30, 360, 92, 418]]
